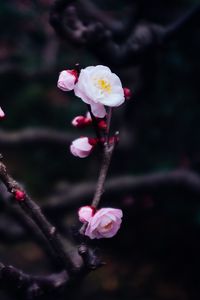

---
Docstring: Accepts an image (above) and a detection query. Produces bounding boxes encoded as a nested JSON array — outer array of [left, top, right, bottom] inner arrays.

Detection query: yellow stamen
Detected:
[[97, 79, 111, 93]]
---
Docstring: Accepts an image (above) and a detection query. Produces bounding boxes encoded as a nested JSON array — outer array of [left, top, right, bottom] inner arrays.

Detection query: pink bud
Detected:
[[72, 116, 85, 127], [123, 87, 132, 100], [70, 137, 94, 158], [78, 206, 95, 223], [85, 208, 123, 239], [57, 70, 78, 91], [14, 190, 25, 201], [71, 116, 92, 128], [0, 107, 5, 118]]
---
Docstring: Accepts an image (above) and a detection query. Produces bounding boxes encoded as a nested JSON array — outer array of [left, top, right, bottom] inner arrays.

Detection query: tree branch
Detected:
[[50, 1, 200, 66], [163, 4, 200, 41], [0, 128, 74, 148], [0, 263, 68, 299], [43, 169, 200, 215], [0, 161, 76, 274]]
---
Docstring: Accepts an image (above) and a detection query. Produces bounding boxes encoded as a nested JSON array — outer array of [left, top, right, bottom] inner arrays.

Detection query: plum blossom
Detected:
[[85, 208, 123, 239], [78, 206, 95, 223], [70, 137, 95, 158], [74, 65, 125, 118], [0, 107, 5, 118], [57, 70, 78, 91]]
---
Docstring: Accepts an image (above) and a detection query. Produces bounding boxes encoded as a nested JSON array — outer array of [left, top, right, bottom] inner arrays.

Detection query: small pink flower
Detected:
[[70, 137, 95, 158], [0, 107, 5, 118], [85, 208, 123, 239], [71, 115, 92, 128], [57, 70, 78, 91], [78, 206, 95, 223]]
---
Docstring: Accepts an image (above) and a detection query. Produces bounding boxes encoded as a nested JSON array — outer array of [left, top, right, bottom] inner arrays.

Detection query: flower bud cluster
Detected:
[[57, 65, 131, 158]]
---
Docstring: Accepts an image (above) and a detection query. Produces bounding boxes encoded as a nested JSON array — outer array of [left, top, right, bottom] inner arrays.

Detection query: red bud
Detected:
[[88, 138, 98, 146], [98, 120, 107, 130], [14, 190, 25, 201], [123, 87, 132, 100]]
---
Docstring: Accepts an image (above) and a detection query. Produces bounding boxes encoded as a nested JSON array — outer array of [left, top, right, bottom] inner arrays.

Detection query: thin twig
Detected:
[[106, 107, 112, 144], [91, 143, 115, 208], [80, 142, 115, 235]]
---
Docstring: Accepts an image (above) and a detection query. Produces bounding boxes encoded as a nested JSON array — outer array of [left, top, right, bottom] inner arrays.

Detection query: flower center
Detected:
[[97, 79, 111, 93], [100, 221, 113, 232]]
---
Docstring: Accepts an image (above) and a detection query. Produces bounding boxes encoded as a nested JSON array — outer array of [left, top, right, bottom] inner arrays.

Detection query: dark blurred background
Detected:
[[0, 0, 200, 299]]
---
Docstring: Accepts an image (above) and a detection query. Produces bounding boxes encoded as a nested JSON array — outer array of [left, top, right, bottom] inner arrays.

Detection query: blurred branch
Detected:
[[50, 1, 200, 66], [43, 169, 200, 214], [0, 128, 74, 147], [78, 0, 137, 35], [163, 4, 200, 41]]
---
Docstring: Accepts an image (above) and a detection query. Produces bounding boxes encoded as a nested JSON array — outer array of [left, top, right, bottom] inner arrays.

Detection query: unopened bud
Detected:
[[123, 87, 132, 100], [57, 69, 78, 91], [14, 190, 25, 201], [78, 206, 95, 223], [71, 116, 92, 128], [98, 120, 107, 130]]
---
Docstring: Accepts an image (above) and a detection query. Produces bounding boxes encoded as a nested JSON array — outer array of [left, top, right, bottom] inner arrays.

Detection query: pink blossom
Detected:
[[78, 206, 95, 223], [0, 107, 5, 118], [85, 208, 123, 239], [70, 137, 94, 158], [57, 70, 78, 91], [74, 65, 125, 118]]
